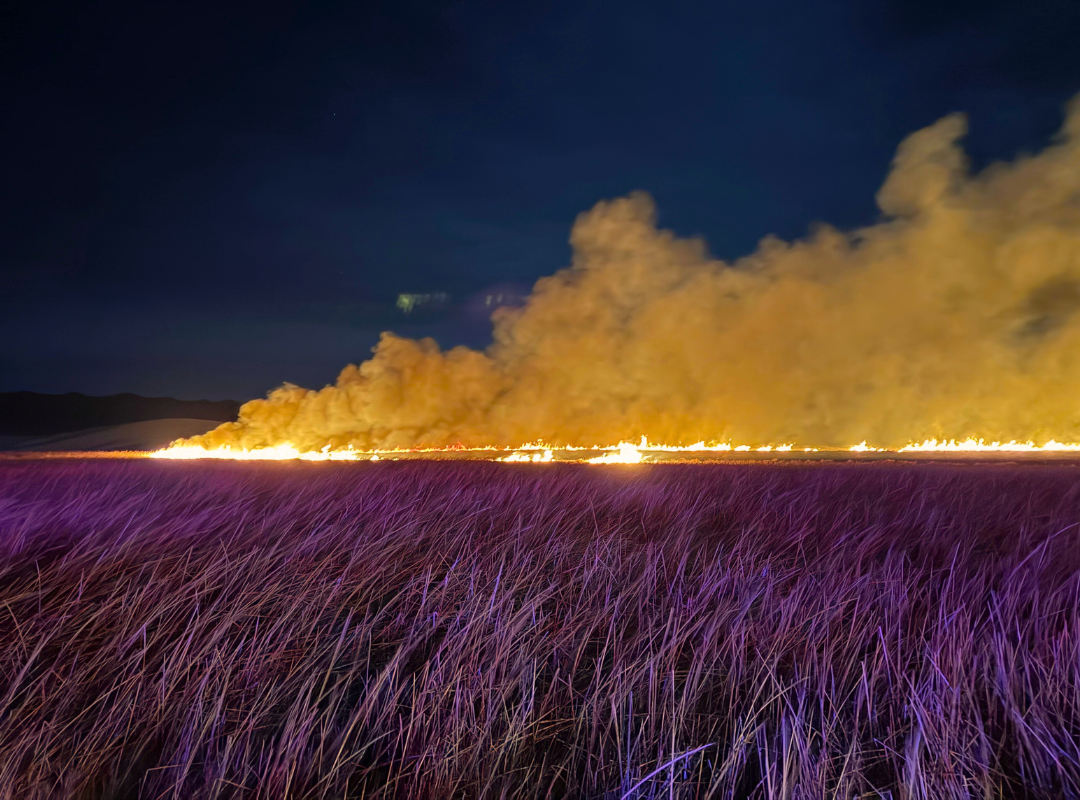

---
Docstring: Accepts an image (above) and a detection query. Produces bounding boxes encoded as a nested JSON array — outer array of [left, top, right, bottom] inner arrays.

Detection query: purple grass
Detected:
[[1, 460, 1079, 798]]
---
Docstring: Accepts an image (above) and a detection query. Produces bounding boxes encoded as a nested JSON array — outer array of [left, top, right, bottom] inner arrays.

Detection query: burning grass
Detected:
[[1, 460, 1079, 798]]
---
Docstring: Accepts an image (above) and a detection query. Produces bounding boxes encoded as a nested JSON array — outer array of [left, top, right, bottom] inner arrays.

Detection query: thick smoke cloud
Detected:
[[188, 96, 1080, 449]]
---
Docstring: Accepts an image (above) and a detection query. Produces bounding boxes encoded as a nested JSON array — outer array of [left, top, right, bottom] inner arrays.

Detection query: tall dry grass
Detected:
[[1, 460, 1078, 798]]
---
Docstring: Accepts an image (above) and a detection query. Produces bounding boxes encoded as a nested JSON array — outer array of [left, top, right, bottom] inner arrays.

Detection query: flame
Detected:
[[150, 443, 370, 461], [147, 436, 1080, 461], [498, 449, 554, 463], [586, 442, 645, 464], [898, 438, 1080, 452], [849, 441, 886, 452]]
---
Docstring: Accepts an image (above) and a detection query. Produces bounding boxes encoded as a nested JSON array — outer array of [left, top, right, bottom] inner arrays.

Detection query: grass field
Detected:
[[1, 460, 1079, 798]]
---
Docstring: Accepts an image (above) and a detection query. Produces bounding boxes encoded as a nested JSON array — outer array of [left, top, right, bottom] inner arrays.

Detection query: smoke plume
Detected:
[[187, 96, 1080, 450]]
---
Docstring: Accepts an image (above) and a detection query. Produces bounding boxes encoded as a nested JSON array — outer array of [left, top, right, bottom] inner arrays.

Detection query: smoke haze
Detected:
[[186, 95, 1080, 450]]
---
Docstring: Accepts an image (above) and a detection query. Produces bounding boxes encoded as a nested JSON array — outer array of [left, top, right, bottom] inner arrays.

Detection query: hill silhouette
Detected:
[[0, 392, 240, 437]]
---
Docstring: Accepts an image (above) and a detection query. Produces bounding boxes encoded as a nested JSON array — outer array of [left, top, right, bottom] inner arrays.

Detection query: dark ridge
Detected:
[[0, 392, 240, 436]]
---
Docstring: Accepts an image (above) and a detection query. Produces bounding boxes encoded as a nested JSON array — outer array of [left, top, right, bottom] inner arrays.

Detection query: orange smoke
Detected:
[[166, 94, 1080, 454]]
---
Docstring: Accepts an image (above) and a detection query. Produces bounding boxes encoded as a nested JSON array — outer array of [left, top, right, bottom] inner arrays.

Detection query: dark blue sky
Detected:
[[4, 0, 1080, 400]]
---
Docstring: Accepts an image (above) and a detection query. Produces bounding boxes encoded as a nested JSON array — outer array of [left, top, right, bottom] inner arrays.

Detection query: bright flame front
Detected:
[[147, 434, 1080, 462], [899, 438, 1080, 452], [150, 444, 370, 461], [586, 442, 645, 464]]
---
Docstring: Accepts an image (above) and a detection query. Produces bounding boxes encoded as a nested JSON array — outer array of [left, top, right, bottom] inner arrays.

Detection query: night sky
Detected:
[[4, 0, 1080, 401]]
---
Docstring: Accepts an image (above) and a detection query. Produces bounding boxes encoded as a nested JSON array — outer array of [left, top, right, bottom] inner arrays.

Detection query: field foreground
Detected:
[[1, 460, 1079, 798]]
